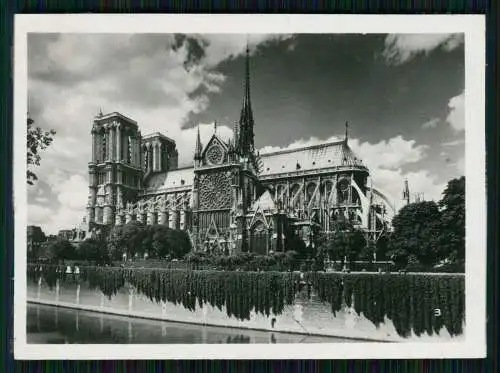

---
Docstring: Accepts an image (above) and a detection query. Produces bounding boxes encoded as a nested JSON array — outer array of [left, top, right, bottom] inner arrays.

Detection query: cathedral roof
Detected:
[[144, 166, 194, 193], [259, 140, 366, 177], [142, 132, 176, 144]]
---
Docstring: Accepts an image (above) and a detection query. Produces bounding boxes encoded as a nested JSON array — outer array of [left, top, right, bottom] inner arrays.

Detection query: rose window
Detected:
[[206, 145, 224, 165]]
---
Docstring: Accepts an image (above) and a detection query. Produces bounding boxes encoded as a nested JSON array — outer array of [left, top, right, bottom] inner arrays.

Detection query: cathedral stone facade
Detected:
[[85, 47, 396, 254]]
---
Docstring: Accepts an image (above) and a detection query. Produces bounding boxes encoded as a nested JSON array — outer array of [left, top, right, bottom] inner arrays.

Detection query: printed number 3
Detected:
[[434, 308, 441, 317]]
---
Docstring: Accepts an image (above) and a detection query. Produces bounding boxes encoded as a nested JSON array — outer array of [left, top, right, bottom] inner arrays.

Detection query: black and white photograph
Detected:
[[14, 15, 486, 359]]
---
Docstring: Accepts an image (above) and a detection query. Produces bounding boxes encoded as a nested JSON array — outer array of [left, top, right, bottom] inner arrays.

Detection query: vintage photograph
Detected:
[[15, 15, 486, 359]]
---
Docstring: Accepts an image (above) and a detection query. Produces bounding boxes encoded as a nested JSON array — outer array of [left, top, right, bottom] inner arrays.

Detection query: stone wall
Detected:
[[27, 279, 463, 342]]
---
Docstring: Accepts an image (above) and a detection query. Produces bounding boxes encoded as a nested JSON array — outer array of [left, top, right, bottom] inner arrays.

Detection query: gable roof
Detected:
[[252, 190, 276, 211], [201, 133, 229, 158], [259, 140, 365, 177], [144, 167, 194, 193]]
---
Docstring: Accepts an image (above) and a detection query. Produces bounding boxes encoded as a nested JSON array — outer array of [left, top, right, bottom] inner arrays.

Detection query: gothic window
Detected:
[[337, 178, 349, 204], [97, 171, 106, 185], [324, 181, 333, 199], [290, 184, 300, 202], [102, 133, 107, 161], [277, 185, 284, 199], [250, 220, 268, 255], [206, 144, 224, 165], [127, 136, 132, 164], [306, 183, 316, 201], [198, 172, 232, 210], [351, 188, 360, 205]]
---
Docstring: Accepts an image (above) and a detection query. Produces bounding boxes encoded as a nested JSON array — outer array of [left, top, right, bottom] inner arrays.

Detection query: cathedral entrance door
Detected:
[[249, 221, 268, 255]]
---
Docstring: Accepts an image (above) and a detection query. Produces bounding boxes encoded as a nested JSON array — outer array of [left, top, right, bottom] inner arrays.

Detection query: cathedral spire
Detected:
[[403, 178, 410, 205], [194, 124, 202, 160], [238, 39, 255, 156]]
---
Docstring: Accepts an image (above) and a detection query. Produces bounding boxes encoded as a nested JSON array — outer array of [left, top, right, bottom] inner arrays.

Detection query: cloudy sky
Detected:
[[27, 33, 465, 234]]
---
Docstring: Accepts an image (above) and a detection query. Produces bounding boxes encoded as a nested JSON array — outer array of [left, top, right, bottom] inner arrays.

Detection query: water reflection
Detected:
[[27, 303, 359, 344]]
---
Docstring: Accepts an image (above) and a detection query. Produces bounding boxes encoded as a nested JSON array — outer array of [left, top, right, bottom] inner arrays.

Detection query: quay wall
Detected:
[[27, 279, 462, 342]]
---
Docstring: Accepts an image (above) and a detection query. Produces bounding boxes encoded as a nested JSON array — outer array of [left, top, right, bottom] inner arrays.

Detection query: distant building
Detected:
[[57, 217, 88, 243], [27, 225, 46, 253]]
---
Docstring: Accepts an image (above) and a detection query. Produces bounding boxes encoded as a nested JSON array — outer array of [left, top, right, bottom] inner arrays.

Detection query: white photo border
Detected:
[[13, 14, 486, 360]]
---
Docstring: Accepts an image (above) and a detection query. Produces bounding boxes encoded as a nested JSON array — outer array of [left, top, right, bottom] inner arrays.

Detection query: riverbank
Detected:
[[28, 303, 355, 344], [27, 267, 465, 342]]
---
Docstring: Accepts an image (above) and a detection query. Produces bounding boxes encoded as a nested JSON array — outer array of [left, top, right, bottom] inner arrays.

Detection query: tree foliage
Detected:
[[78, 238, 110, 265], [43, 239, 77, 263], [388, 201, 442, 267], [107, 221, 145, 260], [27, 116, 56, 185], [319, 221, 367, 267], [387, 177, 465, 269], [283, 222, 309, 258], [438, 176, 465, 263], [107, 222, 192, 261], [27, 225, 46, 260]]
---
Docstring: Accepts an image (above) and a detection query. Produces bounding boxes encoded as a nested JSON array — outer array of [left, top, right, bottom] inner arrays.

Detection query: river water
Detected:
[[27, 303, 359, 344]]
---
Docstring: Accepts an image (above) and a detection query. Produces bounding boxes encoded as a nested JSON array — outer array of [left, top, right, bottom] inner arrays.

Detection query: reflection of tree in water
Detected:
[[226, 335, 252, 344]]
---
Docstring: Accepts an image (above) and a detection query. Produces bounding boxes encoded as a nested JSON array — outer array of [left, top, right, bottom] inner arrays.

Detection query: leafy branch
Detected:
[[27, 116, 56, 185]]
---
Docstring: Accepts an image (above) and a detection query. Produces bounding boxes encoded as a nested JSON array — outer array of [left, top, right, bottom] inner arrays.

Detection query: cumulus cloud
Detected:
[[454, 155, 465, 175], [28, 172, 89, 234], [442, 139, 464, 147], [28, 205, 54, 227], [369, 168, 445, 207], [349, 136, 428, 170], [445, 90, 465, 132], [348, 137, 443, 203], [193, 34, 295, 66], [259, 135, 343, 154], [382, 33, 464, 65], [422, 117, 440, 129], [27, 33, 293, 234]]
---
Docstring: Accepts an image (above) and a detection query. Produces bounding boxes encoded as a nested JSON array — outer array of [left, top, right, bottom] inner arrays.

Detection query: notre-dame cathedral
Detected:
[[84, 46, 397, 255]]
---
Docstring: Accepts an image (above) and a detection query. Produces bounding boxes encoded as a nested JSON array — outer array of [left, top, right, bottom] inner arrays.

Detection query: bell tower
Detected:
[[87, 111, 143, 230]]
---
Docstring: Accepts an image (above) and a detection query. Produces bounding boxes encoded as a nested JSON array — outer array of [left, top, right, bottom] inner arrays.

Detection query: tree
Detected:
[[374, 234, 391, 261], [154, 227, 191, 259], [107, 222, 147, 260], [45, 239, 77, 263], [388, 201, 442, 267], [438, 176, 465, 263], [107, 223, 192, 261], [107, 225, 126, 261], [326, 227, 366, 268], [27, 225, 46, 260], [27, 116, 56, 185], [150, 225, 173, 259], [348, 229, 367, 262], [78, 238, 109, 265], [283, 222, 309, 258]]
